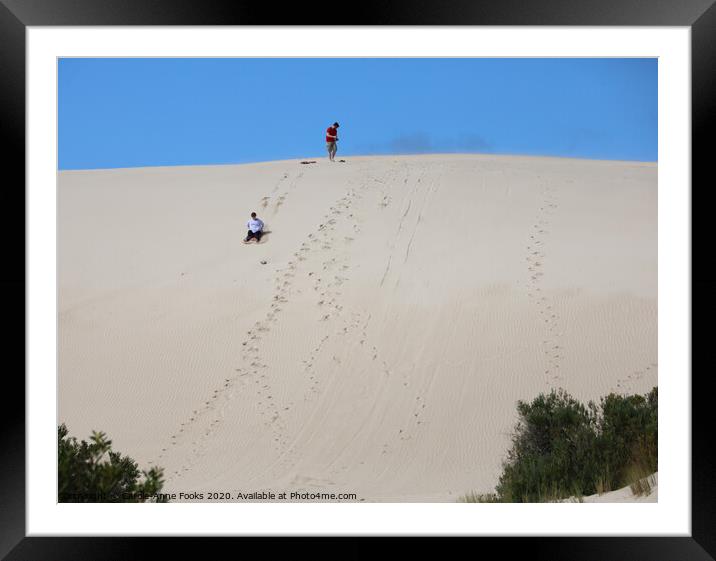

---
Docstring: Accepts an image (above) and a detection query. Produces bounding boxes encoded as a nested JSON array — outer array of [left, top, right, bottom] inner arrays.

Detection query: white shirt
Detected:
[[247, 218, 264, 233]]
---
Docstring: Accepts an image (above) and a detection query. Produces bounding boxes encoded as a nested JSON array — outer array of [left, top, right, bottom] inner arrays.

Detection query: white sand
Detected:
[[561, 473, 658, 503], [58, 154, 657, 502]]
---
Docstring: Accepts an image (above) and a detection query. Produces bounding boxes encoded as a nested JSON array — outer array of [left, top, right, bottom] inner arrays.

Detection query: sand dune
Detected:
[[58, 154, 657, 502], [562, 473, 658, 503]]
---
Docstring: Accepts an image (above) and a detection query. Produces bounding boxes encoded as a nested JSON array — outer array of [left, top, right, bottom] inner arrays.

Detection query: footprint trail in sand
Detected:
[[58, 155, 658, 501]]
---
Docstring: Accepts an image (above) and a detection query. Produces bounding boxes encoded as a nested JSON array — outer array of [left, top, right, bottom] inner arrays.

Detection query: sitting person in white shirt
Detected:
[[244, 212, 265, 243]]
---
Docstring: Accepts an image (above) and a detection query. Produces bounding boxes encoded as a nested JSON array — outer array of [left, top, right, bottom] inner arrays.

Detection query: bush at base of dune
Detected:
[[462, 386, 657, 503]]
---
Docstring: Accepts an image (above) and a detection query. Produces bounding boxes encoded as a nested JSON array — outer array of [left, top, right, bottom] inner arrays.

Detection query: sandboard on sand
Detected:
[[243, 228, 269, 244]]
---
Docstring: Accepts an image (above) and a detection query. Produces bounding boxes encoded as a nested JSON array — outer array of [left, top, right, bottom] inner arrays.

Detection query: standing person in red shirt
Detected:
[[326, 122, 340, 161]]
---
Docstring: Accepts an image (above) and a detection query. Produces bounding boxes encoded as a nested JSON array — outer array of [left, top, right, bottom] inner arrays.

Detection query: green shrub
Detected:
[[597, 387, 658, 487], [473, 387, 657, 503], [495, 389, 601, 502], [58, 423, 168, 502]]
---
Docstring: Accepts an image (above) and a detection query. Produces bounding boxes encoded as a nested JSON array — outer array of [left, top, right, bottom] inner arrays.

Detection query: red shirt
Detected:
[[326, 127, 338, 142]]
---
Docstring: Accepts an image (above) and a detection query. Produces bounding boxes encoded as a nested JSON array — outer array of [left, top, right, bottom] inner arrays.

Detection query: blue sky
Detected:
[[58, 58, 657, 170]]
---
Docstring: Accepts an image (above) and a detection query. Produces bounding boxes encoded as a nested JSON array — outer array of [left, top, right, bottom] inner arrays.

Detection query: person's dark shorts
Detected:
[[246, 229, 263, 241]]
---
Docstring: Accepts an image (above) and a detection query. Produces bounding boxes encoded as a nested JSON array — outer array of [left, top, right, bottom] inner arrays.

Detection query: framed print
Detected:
[[2, 0, 713, 559]]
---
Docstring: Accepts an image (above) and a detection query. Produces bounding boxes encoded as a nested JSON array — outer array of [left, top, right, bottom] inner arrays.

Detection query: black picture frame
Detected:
[[2, 1, 711, 559]]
